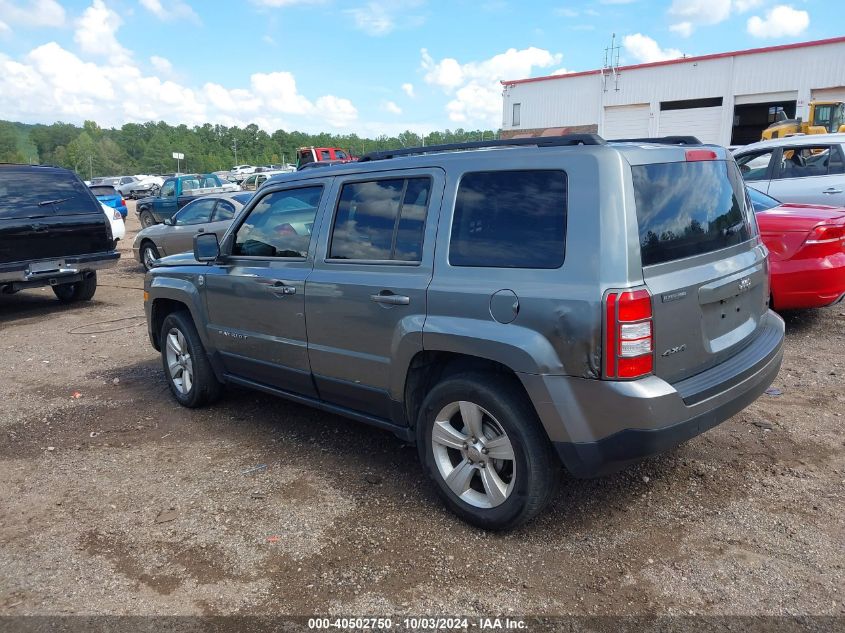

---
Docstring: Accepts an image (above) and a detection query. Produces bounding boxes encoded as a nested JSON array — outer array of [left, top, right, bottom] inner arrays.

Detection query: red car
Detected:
[[749, 187, 845, 310]]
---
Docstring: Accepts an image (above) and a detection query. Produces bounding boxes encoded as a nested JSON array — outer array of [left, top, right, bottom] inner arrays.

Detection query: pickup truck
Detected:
[[1, 164, 119, 303], [136, 174, 240, 228]]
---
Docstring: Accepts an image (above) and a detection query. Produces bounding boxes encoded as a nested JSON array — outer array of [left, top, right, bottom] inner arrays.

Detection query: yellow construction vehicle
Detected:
[[762, 101, 845, 140]]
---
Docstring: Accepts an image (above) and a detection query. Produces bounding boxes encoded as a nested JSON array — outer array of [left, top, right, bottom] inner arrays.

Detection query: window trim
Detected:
[[226, 183, 325, 261], [325, 175, 432, 265], [512, 102, 521, 127], [447, 168, 569, 270]]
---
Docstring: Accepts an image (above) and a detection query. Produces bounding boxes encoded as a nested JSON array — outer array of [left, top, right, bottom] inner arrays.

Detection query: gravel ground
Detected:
[[0, 203, 843, 618]]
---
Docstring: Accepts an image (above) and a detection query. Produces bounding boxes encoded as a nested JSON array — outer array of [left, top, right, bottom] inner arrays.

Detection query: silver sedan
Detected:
[[133, 192, 253, 270]]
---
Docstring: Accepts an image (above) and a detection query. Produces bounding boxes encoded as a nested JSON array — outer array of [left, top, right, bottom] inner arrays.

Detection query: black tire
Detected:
[[52, 272, 97, 303], [140, 241, 160, 271], [159, 311, 221, 408], [139, 210, 156, 228], [416, 372, 560, 530]]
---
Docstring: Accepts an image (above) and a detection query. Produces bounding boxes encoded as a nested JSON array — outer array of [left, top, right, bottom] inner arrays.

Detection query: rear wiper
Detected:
[[38, 197, 71, 207]]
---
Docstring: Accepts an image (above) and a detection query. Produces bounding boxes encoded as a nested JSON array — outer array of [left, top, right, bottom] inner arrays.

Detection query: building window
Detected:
[[660, 97, 723, 111], [512, 103, 521, 126]]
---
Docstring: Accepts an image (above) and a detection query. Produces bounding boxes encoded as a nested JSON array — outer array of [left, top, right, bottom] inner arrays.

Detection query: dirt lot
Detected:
[[0, 203, 843, 618]]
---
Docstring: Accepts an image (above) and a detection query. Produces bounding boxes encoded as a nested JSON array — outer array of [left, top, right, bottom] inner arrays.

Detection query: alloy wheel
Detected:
[[431, 400, 516, 508], [165, 327, 193, 395]]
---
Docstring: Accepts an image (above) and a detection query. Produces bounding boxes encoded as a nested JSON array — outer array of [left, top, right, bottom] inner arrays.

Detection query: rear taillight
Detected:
[[112, 210, 121, 220], [604, 288, 654, 379], [805, 224, 845, 245], [121, 198, 126, 207]]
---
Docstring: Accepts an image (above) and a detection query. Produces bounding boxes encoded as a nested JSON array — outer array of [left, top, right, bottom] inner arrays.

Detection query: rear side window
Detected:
[[449, 170, 567, 269], [633, 160, 752, 267], [0, 169, 99, 217], [775, 145, 845, 179], [329, 177, 431, 261]]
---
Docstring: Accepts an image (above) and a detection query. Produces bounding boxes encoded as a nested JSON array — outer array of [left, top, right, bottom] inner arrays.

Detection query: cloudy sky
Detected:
[[0, 0, 835, 134]]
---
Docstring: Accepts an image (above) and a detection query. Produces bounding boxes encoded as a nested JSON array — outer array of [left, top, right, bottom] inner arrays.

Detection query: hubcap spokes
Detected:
[[165, 328, 193, 395], [431, 401, 516, 509]]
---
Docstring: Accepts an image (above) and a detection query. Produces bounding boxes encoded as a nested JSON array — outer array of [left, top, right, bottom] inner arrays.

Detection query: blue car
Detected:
[[89, 184, 128, 219]]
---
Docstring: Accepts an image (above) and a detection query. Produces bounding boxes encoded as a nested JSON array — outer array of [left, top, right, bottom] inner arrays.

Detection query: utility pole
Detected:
[[232, 139, 238, 165], [89, 155, 93, 180]]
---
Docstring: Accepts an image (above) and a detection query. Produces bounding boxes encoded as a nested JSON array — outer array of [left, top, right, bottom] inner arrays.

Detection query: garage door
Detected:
[[658, 106, 723, 144], [812, 87, 845, 103], [603, 104, 650, 140]]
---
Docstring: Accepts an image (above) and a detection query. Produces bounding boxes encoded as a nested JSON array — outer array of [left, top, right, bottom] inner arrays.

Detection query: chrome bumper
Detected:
[[0, 252, 120, 284]]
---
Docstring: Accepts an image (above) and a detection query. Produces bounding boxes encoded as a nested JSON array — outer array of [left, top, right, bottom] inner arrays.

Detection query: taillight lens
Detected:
[[685, 149, 718, 161], [604, 288, 654, 379], [805, 224, 845, 245], [121, 198, 126, 207]]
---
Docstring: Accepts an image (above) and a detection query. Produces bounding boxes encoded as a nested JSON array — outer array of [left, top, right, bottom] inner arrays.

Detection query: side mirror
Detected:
[[163, 218, 173, 226], [194, 232, 220, 263]]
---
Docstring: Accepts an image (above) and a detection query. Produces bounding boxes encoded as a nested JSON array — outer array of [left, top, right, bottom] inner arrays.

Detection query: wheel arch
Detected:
[[401, 350, 539, 436]]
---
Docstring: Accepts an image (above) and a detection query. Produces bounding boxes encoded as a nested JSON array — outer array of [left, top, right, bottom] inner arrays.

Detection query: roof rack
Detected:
[[609, 136, 702, 145], [358, 134, 605, 162]]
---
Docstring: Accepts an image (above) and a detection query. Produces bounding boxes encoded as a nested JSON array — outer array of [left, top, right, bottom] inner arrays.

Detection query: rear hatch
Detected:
[[629, 149, 770, 384], [0, 166, 113, 265], [89, 185, 123, 209]]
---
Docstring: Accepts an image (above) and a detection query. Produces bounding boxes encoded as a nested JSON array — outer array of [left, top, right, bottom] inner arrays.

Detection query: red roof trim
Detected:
[[502, 36, 845, 86]]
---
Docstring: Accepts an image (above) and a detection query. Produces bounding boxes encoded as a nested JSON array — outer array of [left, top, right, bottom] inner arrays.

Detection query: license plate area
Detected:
[[28, 260, 63, 274], [702, 291, 760, 353]]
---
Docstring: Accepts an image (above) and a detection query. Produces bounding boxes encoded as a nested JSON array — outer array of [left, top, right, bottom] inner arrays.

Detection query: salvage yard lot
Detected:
[[0, 204, 843, 616]]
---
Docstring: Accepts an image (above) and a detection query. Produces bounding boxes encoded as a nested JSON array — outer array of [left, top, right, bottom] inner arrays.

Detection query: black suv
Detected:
[[0, 164, 119, 302]]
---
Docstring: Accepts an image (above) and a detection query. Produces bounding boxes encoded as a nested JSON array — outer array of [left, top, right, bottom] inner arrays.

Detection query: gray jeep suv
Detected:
[[143, 135, 784, 529]]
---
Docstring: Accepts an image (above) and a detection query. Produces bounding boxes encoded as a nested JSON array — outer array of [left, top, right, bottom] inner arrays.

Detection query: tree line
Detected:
[[0, 119, 500, 178]]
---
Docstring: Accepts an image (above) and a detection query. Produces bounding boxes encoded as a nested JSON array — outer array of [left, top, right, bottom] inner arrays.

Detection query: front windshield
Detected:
[[746, 186, 780, 212]]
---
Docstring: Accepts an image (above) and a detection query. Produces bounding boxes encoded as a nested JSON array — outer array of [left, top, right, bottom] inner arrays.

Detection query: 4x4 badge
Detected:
[[661, 344, 687, 357]]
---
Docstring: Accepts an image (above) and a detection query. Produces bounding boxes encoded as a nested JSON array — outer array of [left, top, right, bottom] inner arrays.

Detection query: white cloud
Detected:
[[0, 0, 66, 28], [0, 31, 360, 132], [139, 0, 199, 22], [669, 21, 693, 37], [551, 67, 571, 75], [75, 0, 131, 65], [669, 0, 732, 28], [0, 20, 10, 34], [734, 0, 762, 11], [747, 5, 809, 38], [250, 0, 324, 5], [401, 82, 415, 97], [421, 46, 562, 125], [554, 7, 579, 17], [262, 34, 276, 45], [345, 0, 425, 36], [149, 55, 172, 74], [623, 33, 684, 63], [382, 100, 402, 114], [668, 0, 768, 35], [315, 95, 358, 127], [250, 71, 314, 115]]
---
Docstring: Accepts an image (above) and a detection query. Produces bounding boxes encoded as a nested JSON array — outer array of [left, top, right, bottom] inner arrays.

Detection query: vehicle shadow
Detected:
[[778, 307, 824, 334], [0, 290, 105, 324]]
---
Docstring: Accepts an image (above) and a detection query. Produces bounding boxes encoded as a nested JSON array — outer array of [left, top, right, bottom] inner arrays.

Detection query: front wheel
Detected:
[[417, 373, 560, 530], [52, 273, 97, 303], [160, 311, 221, 408], [140, 242, 160, 271]]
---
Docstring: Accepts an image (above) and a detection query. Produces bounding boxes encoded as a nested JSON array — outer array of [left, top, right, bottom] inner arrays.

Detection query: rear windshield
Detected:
[[633, 160, 753, 266], [90, 185, 117, 196], [0, 169, 99, 217]]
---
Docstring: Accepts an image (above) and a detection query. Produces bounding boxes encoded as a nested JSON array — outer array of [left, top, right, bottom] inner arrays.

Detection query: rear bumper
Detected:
[[0, 251, 120, 287], [520, 311, 785, 477]]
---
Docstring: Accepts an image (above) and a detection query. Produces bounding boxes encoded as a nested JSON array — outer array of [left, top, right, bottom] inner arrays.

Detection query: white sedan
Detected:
[[101, 202, 125, 243]]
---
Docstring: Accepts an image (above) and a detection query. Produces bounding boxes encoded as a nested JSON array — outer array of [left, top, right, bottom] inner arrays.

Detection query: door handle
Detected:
[[256, 279, 297, 295], [822, 188, 843, 194], [370, 292, 410, 306], [198, 228, 205, 233]]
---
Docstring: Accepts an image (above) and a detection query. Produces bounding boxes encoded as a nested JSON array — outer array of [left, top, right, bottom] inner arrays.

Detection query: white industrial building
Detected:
[[500, 36, 845, 146]]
